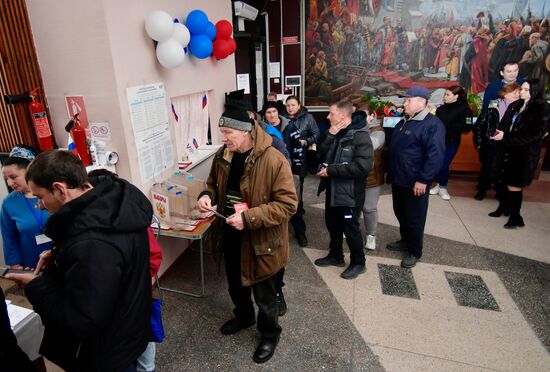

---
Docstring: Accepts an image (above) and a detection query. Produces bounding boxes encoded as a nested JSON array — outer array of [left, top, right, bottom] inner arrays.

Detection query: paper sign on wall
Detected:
[[89, 122, 111, 141], [127, 82, 174, 182], [237, 74, 250, 94]]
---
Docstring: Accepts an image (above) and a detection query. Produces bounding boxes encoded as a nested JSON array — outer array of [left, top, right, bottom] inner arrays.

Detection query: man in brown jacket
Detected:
[[197, 101, 297, 364]]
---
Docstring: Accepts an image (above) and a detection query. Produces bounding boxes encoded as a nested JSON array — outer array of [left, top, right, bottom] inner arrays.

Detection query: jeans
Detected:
[[136, 342, 156, 372], [362, 186, 381, 236], [435, 143, 459, 187], [290, 174, 306, 236], [391, 184, 429, 258]]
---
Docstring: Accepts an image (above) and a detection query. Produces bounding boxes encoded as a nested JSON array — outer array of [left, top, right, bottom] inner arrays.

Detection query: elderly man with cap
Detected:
[[197, 101, 297, 363], [387, 86, 445, 268]]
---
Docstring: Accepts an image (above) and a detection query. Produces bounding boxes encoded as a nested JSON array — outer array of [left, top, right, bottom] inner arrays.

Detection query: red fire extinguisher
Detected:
[[65, 113, 92, 166], [28, 88, 55, 151]]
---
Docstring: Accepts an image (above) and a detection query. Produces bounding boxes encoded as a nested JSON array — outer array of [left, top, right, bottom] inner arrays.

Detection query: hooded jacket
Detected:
[[318, 111, 374, 207], [199, 124, 297, 286], [25, 176, 153, 372]]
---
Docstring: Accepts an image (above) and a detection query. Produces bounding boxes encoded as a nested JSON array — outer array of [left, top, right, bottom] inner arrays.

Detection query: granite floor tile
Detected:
[[445, 271, 500, 311], [377, 264, 420, 300]]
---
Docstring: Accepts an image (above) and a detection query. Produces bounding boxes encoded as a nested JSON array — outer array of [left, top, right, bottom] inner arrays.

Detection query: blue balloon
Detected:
[[204, 22, 216, 40], [189, 34, 213, 59], [186, 10, 208, 35]]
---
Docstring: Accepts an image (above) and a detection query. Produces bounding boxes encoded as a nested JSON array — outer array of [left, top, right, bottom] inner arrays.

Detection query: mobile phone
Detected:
[[317, 163, 328, 173], [1, 268, 31, 276]]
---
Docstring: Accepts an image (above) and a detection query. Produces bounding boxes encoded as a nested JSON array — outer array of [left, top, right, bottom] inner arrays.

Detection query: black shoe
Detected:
[[504, 215, 525, 229], [253, 337, 279, 364], [340, 264, 366, 279], [401, 255, 418, 268], [220, 318, 255, 335], [314, 255, 345, 267], [276, 292, 287, 316], [297, 234, 308, 247], [386, 239, 408, 251], [474, 191, 486, 200]]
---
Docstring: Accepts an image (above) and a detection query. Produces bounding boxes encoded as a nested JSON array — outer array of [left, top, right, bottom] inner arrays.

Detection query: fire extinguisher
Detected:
[[3, 87, 55, 151], [27, 88, 55, 151], [65, 113, 92, 166]]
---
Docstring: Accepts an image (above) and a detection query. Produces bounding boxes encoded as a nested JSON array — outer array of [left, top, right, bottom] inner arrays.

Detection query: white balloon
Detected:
[[172, 23, 191, 47], [145, 10, 174, 42], [156, 39, 185, 69]]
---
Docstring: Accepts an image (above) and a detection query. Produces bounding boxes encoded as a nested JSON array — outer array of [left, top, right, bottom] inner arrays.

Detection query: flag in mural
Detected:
[[304, 0, 550, 105], [202, 94, 207, 109]]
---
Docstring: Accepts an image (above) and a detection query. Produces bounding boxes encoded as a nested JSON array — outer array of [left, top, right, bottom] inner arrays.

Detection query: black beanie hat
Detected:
[[219, 100, 253, 131], [264, 101, 280, 115]]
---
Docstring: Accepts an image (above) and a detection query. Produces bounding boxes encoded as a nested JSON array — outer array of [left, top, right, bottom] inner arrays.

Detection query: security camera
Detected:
[[234, 1, 259, 21]]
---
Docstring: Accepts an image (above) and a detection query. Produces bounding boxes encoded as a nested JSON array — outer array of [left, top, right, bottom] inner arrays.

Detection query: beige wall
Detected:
[[26, 0, 234, 185], [26, 0, 235, 275]]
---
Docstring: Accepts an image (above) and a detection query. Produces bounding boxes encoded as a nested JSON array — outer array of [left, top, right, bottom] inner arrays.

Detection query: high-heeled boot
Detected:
[[488, 199, 510, 217], [504, 190, 525, 228]]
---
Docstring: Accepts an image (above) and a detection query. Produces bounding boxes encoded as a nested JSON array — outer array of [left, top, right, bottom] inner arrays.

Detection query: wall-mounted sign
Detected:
[[282, 36, 298, 43], [65, 95, 89, 128], [285, 75, 301, 87]]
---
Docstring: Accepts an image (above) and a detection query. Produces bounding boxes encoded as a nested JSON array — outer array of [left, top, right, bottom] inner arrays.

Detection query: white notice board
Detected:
[[127, 83, 174, 182]]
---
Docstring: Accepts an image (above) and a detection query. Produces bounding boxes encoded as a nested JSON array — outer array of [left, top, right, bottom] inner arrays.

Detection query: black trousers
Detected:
[[290, 174, 306, 236], [223, 228, 281, 339], [325, 199, 365, 266], [391, 184, 429, 259]]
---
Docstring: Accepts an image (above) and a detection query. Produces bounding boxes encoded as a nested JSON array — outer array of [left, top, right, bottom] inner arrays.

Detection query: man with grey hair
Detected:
[[314, 99, 373, 279], [197, 101, 297, 363], [387, 87, 445, 268]]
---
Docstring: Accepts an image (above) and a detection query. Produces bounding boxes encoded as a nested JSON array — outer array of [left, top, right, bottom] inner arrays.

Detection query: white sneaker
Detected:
[[365, 234, 376, 250], [429, 184, 440, 195], [439, 188, 451, 200]]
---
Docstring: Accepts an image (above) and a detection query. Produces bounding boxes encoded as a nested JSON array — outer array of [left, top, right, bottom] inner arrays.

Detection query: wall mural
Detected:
[[304, 0, 550, 106]]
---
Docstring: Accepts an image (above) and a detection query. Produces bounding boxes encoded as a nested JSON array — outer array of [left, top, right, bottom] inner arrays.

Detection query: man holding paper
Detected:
[[197, 101, 297, 364]]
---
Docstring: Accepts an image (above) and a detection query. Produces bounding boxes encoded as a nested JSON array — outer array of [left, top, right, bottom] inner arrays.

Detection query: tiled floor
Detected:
[[2, 171, 549, 371]]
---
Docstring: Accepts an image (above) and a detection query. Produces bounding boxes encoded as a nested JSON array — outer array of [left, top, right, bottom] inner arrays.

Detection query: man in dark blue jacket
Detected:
[[387, 87, 445, 268], [315, 99, 373, 279]]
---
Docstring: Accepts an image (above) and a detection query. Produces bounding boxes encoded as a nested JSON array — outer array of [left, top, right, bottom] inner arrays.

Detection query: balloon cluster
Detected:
[[145, 9, 235, 69], [212, 20, 236, 60]]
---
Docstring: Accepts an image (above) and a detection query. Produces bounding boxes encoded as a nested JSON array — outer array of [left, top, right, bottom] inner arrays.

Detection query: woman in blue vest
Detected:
[[1, 145, 51, 269]]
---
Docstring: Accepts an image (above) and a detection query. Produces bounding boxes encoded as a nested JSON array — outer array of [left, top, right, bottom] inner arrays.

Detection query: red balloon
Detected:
[[212, 39, 231, 59], [215, 20, 233, 40], [226, 37, 237, 54]]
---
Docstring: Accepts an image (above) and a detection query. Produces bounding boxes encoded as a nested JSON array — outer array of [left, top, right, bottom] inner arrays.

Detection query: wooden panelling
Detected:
[[0, 0, 52, 152]]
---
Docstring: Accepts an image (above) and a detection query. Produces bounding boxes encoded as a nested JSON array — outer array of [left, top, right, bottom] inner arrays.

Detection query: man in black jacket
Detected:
[[315, 99, 373, 279], [5, 150, 152, 372]]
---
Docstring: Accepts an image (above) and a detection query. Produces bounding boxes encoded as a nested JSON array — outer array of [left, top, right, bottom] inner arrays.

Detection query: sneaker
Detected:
[[314, 255, 345, 267], [401, 255, 418, 268], [386, 239, 407, 251], [439, 188, 451, 200], [365, 234, 376, 250], [340, 264, 366, 279], [429, 184, 440, 195]]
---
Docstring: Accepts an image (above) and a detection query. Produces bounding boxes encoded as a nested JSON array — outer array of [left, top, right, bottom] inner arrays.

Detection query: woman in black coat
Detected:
[[431, 85, 473, 200], [491, 79, 550, 228]]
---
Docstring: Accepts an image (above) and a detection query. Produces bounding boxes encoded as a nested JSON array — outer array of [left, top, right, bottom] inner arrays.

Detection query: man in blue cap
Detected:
[[386, 86, 445, 268]]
